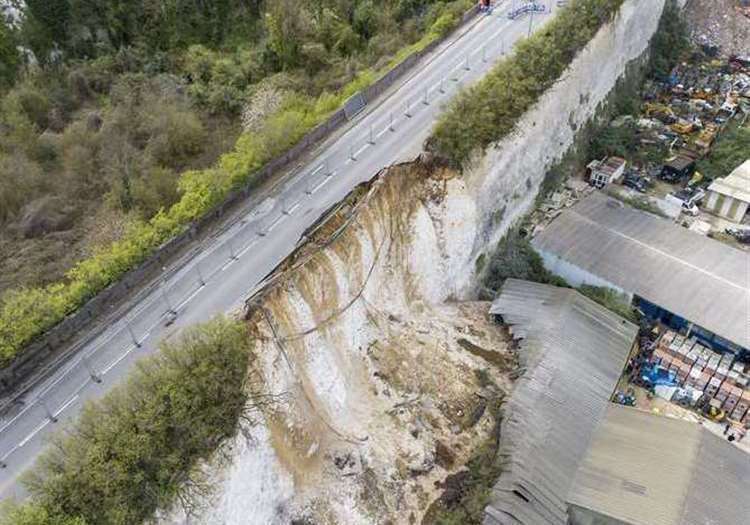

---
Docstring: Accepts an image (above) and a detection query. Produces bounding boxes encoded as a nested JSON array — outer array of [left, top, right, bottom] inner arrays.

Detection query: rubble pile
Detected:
[[686, 0, 750, 57]]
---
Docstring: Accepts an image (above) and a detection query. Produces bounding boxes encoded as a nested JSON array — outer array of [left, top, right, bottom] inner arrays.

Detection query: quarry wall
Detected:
[[456, 0, 680, 295]]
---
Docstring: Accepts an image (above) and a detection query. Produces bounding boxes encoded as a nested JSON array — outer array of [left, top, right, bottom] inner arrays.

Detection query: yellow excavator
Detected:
[[644, 102, 676, 124]]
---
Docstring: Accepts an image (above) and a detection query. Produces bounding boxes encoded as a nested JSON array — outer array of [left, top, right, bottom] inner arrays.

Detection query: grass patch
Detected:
[[578, 284, 638, 323]]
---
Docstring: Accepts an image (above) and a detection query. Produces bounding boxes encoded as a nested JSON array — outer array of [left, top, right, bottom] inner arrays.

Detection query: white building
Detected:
[[587, 157, 627, 188], [704, 159, 750, 223]]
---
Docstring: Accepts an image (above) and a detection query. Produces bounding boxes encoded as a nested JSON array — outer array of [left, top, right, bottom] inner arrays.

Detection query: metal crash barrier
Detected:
[[507, 1, 547, 19]]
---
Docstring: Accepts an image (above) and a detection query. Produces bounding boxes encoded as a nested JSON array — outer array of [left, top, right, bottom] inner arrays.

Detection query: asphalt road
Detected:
[[0, 2, 557, 501]]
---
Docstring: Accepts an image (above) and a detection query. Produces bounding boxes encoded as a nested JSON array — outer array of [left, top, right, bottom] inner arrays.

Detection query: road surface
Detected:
[[0, 2, 557, 500]]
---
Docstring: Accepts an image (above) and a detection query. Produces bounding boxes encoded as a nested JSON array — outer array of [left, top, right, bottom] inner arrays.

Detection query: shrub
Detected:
[[481, 229, 568, 293], [0, 153, 46, 223], [15, 84, 52, 130], [10, 318, 251, 525], [428, 0, 626, 167], [142, 103, 206, 167], [0, 503, 85, 525], [697, 123, 750, 181], [0, 19, 19, 89], [578, 285, 638, 323]]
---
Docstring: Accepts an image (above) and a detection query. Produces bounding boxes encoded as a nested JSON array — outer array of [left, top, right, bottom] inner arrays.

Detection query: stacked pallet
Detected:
[[650, 329, 749, 423]]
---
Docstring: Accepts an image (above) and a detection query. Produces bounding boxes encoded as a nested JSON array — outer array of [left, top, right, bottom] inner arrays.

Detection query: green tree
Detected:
[[648, 0, 688, 80], [590, 122, 638, 159], [20, 318, 252, 525], [22, 0, 71, 61], [0, 18, 19, 88], [264, 0, 306, 69]]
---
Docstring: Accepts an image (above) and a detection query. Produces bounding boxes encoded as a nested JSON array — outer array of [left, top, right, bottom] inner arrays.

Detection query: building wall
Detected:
[[705, 190, 749, 222], [537, 250, 633, 299]]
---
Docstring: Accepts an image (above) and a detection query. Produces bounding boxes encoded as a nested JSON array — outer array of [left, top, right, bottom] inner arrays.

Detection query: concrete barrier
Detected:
[[0, 4, 482, 397]]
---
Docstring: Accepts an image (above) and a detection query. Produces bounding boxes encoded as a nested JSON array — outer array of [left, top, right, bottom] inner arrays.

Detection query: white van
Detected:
[[665, 193, 700, 216]]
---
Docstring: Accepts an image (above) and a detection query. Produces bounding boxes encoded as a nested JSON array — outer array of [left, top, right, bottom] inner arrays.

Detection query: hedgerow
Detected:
[[0, 1, 473, 366], [427, 0, 626, 166], [2, 317, 251, 525]]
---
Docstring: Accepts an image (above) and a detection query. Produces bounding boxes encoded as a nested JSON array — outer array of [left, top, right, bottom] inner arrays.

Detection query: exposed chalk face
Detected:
[[160, 1, 676, 522]]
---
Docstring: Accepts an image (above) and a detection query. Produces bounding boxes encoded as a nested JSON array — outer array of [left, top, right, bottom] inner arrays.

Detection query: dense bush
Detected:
[[427, 0, 626, 167], [481, 229, 568, 293], [697, 123, 750, 180], [2, 318, 251, 525], [648, 0, 689, 80]]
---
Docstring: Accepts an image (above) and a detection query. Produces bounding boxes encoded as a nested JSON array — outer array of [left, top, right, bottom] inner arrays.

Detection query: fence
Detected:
[[0, 4, 481, 397]]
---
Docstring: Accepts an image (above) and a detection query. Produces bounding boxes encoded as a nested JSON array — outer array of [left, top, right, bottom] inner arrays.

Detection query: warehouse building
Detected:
[[568, 404, 750, 525], [484, 281, 750, 525], [704, 159, 750, 223], [485, 279, 638, 524], [532, 192, 750, 356]]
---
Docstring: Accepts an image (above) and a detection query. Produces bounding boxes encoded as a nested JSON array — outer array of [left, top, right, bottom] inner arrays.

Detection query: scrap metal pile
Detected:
[[635, 55, 750, 156], [633, 328, 750, 427]]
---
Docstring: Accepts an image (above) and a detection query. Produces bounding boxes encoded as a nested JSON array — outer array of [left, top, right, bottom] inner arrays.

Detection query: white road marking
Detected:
[[220, 259, 235, 272], [18, 420, 49, 449], [102, 343, 139, 375], [354, 144, 369, 157], [267, 216, 282, 233], [311, 174, 333, 195], [238, 239, 258, 258], [53, 395, 79, 418]]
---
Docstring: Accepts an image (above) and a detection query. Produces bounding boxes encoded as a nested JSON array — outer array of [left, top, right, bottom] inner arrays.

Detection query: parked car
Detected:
[[726, 228, 750, 244], [665, 190, 702, 216], [622, 173, 651, 193]]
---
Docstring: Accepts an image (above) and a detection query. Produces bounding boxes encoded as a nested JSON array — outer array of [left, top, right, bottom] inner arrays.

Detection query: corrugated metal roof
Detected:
[[568, 404, 750, 525], [485, 279, 637, 525], [532, 192, 750, 350], [588, 157, 626, 177], [708, 159, 750, 203]]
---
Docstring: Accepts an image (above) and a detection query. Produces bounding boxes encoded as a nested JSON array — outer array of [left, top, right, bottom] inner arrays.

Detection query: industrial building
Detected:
[[485, 279, 638, 524], [484, 280, 750, 525], [568, 404, 750, 525], [704, 159, 750, 223], [532, 192, 750, 356]]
